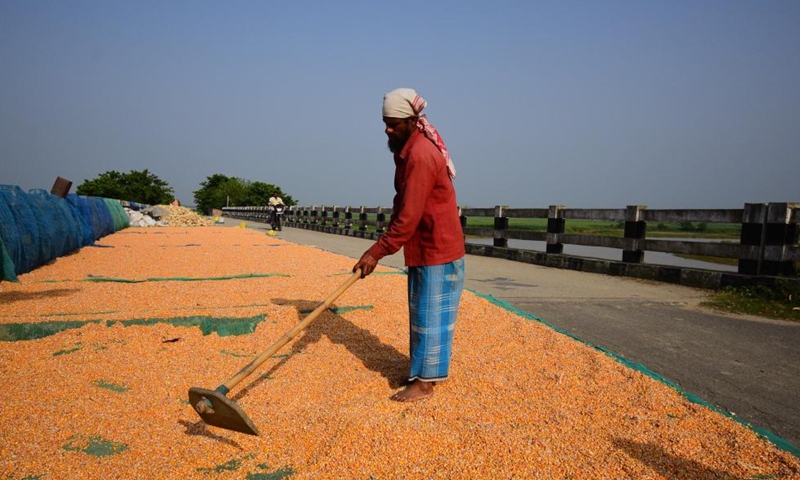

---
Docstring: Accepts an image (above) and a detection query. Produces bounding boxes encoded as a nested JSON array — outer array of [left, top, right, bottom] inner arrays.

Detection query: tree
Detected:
[[245, 181, 276, 207], [193, 174, 235, 215], [193, 175, 297, 215], [243, 181, 296, 207], [76, 170, 174, 205]]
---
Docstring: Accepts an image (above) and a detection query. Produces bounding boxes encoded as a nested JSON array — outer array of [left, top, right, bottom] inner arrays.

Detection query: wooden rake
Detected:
[[188, 270, 361, 435]]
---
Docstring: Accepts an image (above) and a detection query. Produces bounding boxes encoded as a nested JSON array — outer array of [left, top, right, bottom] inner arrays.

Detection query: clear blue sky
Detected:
[[2, 1, 799, 209]]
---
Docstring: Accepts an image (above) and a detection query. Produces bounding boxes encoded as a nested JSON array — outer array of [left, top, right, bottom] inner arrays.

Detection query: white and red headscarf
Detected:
[[382, 88, 456, 179]]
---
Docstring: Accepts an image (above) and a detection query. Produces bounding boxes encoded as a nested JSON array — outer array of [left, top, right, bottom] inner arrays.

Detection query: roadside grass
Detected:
[[702, 282, 800, 322], [676, 252, 739, 266]]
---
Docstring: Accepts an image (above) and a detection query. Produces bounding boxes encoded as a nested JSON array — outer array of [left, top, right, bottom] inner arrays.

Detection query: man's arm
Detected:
[[371, 155, 436, 258], [353, 153, 437, 277]]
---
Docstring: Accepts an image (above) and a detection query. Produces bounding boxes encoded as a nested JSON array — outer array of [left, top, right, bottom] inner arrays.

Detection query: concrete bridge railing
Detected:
[[222, 203, 799, 290]]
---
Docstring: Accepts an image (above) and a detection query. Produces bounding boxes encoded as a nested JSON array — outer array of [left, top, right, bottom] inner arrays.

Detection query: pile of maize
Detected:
[[0, 227, 797, 479]]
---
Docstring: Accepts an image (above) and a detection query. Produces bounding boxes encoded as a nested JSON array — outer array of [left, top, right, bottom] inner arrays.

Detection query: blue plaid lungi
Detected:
[[407, 257, 465, 382]]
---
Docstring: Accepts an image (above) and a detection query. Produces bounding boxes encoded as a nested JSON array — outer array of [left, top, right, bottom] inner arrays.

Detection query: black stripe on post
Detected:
[[622, 205, 646, 263], [359, 207, 368, 231], [493, 206, 508, 248], [376, 212, 386, 233], [344, 208, 353, 229], [546, 205, 565, 254], [738, 203, 766, 275], [762, 203, 797, 276]]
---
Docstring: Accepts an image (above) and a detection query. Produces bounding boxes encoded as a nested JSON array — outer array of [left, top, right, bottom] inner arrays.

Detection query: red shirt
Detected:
[[367, 129, 465, 267]]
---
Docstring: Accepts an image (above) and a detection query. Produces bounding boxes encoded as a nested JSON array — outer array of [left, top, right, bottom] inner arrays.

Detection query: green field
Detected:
[[342, 215, 742, 239], [466, 217, 742, 239]]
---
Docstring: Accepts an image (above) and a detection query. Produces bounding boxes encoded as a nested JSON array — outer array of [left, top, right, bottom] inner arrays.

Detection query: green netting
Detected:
[[299, 305, 374, 315], [95, 380, 129, 392], [197, 458, 247, 474], [331, 270, 406, 277], [1, 315, 265, 341], [62, 435, 128, 457], [101, 198, 130, 231], [40, 310, 117, 317], [1, 303, 272, 319], [195, 455, 294, 479], [331, 305, 374, 314], [0, 235, 17, 282], [0, 320, 103, 341], [469, 289, 800, 458], [0, 185, 40, 276], [53, 345, 82, 356], [110, 314, 266, 337], [80, 273, 287, 283], [0, 186, 129, 282], [66, 194, 114, 240], [220, 349, 255, 358], [26, 189, 84, 263], [246, 467, 294, 480]]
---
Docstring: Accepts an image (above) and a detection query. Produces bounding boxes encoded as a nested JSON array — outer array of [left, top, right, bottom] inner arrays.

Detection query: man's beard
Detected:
[[387, 137, 406, 154]]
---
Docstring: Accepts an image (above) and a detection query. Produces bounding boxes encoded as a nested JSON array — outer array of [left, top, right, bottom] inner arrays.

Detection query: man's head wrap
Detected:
[[382, 88, 456, 179]]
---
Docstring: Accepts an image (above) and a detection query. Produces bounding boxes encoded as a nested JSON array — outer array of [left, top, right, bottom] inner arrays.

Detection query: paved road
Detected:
[[235, 220, 800, 451]]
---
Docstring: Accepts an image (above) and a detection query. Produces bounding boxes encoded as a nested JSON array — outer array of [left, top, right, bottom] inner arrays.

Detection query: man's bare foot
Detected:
[[390, 380, 434, 402]]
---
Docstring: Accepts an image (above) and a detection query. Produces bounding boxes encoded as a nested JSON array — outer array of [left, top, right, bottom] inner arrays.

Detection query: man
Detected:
[[353, 88, 466, 402], [268, 192, 285, 207], [268, 193, 285, 230]]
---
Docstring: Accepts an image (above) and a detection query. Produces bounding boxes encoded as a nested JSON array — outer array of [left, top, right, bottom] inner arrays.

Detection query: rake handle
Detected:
[[220, 270, 361, 392]]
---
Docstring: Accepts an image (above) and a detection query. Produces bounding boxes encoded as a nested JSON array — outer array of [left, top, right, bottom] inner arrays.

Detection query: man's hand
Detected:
[[353, 251, 378, 278]]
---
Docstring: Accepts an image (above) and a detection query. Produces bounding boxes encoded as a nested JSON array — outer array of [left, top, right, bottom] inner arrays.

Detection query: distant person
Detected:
[[268, 193, 285, 230], [268, 193, 285, 207], [353, 88, 465, 402]]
